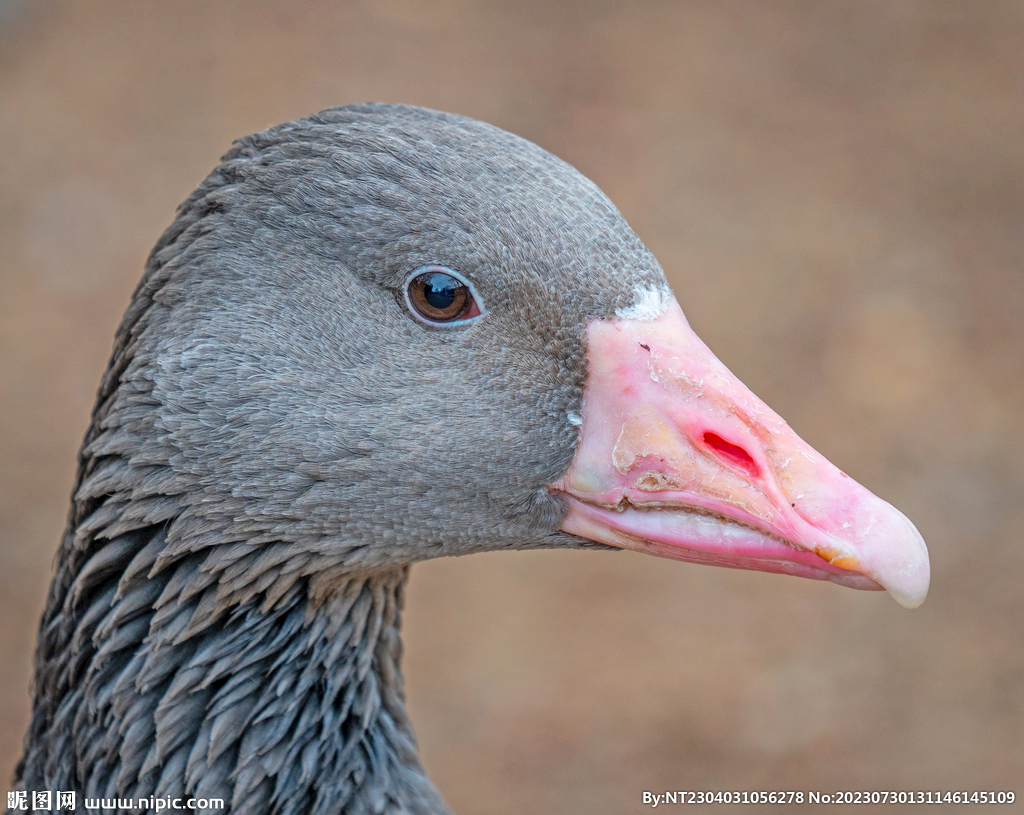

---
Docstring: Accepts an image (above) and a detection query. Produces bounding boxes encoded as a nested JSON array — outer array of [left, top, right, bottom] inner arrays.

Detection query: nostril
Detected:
[[703, 432, 759, 478]]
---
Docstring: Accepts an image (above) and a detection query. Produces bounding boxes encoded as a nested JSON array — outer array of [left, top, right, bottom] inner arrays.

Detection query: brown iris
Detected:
[[406, 270, 478, 323]]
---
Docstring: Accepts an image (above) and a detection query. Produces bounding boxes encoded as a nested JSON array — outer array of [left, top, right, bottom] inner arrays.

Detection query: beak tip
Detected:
[[889, 575, 929, 608], [870, 507, 931, 609], [890, 580, 929, 609]]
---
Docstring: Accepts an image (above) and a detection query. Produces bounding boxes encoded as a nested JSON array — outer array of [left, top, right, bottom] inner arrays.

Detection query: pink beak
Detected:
[[549, 296, 930, 608]]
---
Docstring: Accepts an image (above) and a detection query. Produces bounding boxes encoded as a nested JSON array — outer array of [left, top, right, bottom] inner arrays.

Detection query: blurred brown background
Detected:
[[1, 1, 1021, 812]]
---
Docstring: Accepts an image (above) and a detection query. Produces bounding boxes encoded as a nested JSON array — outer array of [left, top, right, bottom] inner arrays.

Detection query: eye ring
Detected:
[[403, 266, 484, 326]]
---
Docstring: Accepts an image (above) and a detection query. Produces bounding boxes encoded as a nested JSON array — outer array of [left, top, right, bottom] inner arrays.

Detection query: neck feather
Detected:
[[19, 522, 451, 815]]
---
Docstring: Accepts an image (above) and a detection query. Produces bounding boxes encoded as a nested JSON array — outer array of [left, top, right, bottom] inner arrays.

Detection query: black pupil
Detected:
[[423, 273, 460, 309]]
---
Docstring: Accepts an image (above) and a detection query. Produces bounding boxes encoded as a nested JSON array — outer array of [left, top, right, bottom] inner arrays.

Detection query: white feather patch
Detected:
[[615, 284, 672, 321]]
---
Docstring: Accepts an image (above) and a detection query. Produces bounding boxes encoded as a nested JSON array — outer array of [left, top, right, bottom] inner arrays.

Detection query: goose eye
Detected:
[[406, 269, 481, 324]]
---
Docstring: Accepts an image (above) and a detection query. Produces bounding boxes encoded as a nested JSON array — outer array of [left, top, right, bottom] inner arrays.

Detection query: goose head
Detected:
[[137, 103, 927, 607]]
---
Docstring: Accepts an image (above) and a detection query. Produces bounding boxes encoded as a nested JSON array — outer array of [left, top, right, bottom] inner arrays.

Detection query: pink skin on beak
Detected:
[[550, 297, 930, 608]]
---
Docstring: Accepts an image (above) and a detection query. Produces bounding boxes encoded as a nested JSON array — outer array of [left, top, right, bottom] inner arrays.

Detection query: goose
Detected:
[[11, 104, 929, 815]]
